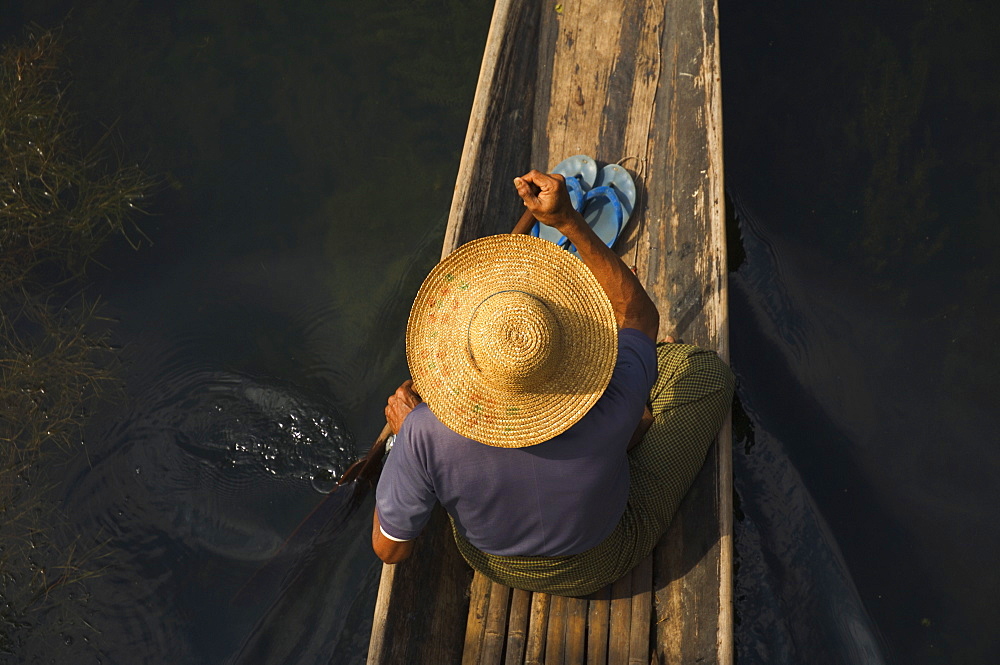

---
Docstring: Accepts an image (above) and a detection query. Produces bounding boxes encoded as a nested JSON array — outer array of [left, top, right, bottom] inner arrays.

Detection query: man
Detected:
[[372, 170, 733, 596]]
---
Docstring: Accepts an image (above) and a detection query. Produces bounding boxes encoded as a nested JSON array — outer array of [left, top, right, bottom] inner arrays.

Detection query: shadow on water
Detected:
[[728, 189, 1000, 664], [729, 193, 889, 663], [722, 0, 1000, 662], [229, 495, 382, 665]]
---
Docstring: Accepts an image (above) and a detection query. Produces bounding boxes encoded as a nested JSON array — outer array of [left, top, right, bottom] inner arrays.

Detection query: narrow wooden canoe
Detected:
[[366, 0, 730, 662]]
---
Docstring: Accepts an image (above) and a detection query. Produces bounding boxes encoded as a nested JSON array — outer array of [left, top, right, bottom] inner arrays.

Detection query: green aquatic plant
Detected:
[[0, 28, 150, 293], [0, 27, 151, 656]]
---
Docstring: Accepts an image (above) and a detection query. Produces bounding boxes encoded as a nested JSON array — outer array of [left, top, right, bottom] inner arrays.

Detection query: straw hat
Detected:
[[406, 233, 617, 447]]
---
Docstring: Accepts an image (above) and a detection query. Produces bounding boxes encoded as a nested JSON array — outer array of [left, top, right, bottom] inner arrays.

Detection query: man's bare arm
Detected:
[[372, 508, 415, 564], [514, 170, 659, 341]]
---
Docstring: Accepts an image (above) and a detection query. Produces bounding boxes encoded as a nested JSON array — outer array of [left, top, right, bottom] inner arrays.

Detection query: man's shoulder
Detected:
[[404, 402, 452, 436], [615, 328, 657, 378], [618, 327, 656, 353], [398, 403, 473, 452]]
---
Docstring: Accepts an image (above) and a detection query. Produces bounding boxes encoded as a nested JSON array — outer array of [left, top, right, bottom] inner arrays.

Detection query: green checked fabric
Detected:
[[451, 342, 735, 597]]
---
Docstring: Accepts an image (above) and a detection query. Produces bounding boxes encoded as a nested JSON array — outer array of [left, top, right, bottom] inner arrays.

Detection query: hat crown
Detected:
[[406, 233, 617, 447], [468, 290, 561, 391]]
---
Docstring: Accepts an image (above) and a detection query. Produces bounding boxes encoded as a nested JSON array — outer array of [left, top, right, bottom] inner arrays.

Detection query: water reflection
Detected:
[[730, 195, 889, 663], [729, 191, 1000, 663], [722, 0, 1000, 661]]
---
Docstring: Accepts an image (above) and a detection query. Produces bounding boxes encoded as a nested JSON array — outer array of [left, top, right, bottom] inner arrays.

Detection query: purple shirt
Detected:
[[376, 328, 657, 557]]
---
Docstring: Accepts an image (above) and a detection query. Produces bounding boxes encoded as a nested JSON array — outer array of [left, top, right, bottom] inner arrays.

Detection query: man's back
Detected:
[[377, 328, 657, 557]]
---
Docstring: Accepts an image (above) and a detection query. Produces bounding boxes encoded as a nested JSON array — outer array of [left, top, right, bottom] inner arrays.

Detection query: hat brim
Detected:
[[406, 234, 617, 448]]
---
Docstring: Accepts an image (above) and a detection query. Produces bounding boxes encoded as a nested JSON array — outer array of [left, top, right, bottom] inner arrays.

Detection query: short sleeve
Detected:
[[611, 328, 658, 403], [374, 405, 438, 541]]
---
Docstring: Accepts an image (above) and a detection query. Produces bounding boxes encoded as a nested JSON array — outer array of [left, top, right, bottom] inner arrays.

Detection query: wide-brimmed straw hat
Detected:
[[406, 233, 617, 448]]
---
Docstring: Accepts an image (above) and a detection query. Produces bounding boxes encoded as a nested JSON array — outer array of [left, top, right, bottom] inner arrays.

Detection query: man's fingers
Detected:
[[517, 170, 562, 195], [513, 176, 540, 208], [393, 379, 422, 408], [515, 170, 571, 217]]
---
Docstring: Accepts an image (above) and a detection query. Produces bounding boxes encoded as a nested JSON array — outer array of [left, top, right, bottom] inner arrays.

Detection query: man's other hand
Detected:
[[385, 379, 422, 434]]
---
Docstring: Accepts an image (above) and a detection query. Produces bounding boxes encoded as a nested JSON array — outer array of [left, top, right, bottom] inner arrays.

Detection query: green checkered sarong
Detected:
[[451, 342, 735, 596]]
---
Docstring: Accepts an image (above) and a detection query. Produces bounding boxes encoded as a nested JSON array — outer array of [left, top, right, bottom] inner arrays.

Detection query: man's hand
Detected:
[[385, 379, 422, 434], [513, 170, 582, 230]]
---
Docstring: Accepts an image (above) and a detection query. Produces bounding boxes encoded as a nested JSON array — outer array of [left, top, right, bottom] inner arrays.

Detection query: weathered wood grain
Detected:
[[627, 556, 653, 665], [564, 597, 588, 664], [524, 592, 551, 665], [586, 586, 611, 665], [505, 588, 533, 665], [367, 506, 474, 664], [483, 581, 513, 664], [545, 594, 568, 665], [464, 572, 495, 665], [608, 574, 632, 665]]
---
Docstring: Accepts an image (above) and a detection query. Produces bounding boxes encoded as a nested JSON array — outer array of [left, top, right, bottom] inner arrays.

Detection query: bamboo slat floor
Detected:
[[365, 0, 729, 662], [461, 556, 655, 665]]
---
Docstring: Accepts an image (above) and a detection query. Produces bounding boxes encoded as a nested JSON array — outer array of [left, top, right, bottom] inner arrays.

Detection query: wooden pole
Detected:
[[627, 555, 653, 665], [608, 575, 631, 665], [463, 572, 495, 665], [505, 588, 533, 665], [564, 597, 588, 663], [524, 593, 551, 665], [586, 586, 611, 665], [482, 582, 513, 664], [545, 594, 568, 665]]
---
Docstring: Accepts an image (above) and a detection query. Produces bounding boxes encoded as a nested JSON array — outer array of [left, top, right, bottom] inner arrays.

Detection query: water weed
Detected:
[[0, 27, 151, 656]]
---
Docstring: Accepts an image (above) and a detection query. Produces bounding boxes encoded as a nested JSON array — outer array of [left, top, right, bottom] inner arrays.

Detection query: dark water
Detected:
[[3, 0, 997, 663], [722, 1, 1000, 663], [2, 1, 490, 663]]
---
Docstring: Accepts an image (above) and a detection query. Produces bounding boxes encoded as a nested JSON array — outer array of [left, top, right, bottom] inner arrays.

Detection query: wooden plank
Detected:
[[443, 0, 540, 255], [536, 0, 731, 661], [482, 582, 513, 664], [505, 588, 533, 665], [564, 597, 588, 664], [367, 506, 474, 665], [544, 594, 568, 665], [530, 7, 733, 657], [586, 586, 611, 665], [464, 572, 495, 665], [608, 574, 631, 665], [524, 593, 551, 665], [627, 556, 653, 665]]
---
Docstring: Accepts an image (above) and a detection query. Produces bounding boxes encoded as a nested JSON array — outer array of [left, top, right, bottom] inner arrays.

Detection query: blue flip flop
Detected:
[[592, 163, 636, 220], [567, 163, 637, 257], [532, 155, 598, 246], [553, 154, 598, 209]]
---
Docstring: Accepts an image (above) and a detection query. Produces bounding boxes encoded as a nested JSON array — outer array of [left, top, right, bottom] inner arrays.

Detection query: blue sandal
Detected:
[[566, 164, 637, 257]]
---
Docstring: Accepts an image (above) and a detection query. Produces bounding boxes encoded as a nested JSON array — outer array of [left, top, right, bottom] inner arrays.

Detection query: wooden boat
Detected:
[[366, 0, 730, 662]]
